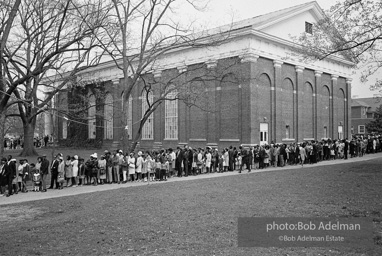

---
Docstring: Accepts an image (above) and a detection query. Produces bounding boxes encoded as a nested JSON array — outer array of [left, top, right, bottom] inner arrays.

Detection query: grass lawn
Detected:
[[0, 156, 381, 255]]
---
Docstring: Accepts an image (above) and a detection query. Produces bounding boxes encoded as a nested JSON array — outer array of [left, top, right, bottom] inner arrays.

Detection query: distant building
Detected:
[[48, 2, 354, 150], [351, 97, 382, 135]]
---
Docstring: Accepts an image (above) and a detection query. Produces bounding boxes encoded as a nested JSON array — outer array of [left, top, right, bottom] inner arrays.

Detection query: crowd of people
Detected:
[[0, 136, 380, 197]]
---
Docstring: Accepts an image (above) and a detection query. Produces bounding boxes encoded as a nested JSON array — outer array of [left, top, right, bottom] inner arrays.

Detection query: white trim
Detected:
[[273, 60, 283, 68], [219, 139, 240, 142], [206, 59, 217, 69], [282, 138, 295, 142], [153, 70, 162, 78], [295, 65, 304, 73], [189, 139, 207, 142], [177, 65, 187, 73]]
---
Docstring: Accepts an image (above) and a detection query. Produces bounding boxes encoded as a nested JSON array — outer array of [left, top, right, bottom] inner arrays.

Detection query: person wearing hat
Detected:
[[57, 156, 65, 189], [128, 152, 136, 182], [104, 150, 113, 184], [112, 150, 120, 184], [85, 153, 99, 186], [48, 154, 60, 189], [135, 151, 143, 182], [64, 155, 73, 187], [71, 155, 79, 187], [98, 155, 107, 184]]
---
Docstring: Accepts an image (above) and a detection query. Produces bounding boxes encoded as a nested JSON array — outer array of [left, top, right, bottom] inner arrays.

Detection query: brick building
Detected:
[[351, 97, 382, 135], [46, 2, 353, 150]]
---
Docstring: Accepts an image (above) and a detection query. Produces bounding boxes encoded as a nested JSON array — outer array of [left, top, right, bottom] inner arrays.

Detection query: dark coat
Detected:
[[0, 164, 8, 186], [41, 158, 50, 175], [51, 159, 59, 174]]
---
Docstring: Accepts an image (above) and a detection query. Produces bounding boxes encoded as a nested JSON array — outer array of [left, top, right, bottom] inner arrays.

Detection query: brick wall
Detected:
[[61, 55, 350, 150]]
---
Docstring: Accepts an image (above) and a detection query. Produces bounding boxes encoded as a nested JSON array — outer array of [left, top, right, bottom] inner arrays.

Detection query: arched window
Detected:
[[142, 91, 154, 140], [104, 93, 113, 140], [337, 89, 346, 140], [321, 85, 330, 138], [165, 86, 178, 139], [219, 74, 239, 139], [282, 78, 294, 138], [303, 82, 314, 138], [126, 95, 133, 139], [88, 94, 96, 139], [62, 117, 67, 139]]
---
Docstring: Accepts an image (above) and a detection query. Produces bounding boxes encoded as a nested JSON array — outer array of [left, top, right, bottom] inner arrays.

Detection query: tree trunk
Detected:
[[19, 121, 38, 157], [0, 112, 6, 155], [130, 120, 145, 153]]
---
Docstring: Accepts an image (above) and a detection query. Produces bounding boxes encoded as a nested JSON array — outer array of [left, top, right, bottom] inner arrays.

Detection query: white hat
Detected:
[[138, 151, 142, 156], [91, 153, 98, 158]]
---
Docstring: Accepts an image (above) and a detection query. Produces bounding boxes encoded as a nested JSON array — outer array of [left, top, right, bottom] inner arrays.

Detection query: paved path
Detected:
[[1, 153, 380, 206]]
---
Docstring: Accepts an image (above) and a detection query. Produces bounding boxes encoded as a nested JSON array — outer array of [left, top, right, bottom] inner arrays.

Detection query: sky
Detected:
[[183, 0, 375, 99]]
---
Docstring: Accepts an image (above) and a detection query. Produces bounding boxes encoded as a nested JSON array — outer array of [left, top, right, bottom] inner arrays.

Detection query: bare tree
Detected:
[[86, 0, 229, 152], [1, 0, 109, 156], [294, 0, 382, 89]]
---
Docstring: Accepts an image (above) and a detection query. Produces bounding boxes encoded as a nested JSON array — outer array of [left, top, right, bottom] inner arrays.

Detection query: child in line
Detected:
[[30, 163, 41, 192]]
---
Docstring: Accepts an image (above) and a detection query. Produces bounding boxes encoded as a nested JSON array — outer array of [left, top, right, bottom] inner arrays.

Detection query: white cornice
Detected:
[[50, 9, 353, 84]]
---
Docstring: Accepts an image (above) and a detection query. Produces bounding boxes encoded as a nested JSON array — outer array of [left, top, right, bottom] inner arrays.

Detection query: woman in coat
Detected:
[[299, 144, 307, 167], [71, 155, 79, 187], [135, 151, 143, 181], [223, 148, 229, 172], [128, 153, 136, 182], [98, 155, 107, 184], [64, 155, 73, 187]]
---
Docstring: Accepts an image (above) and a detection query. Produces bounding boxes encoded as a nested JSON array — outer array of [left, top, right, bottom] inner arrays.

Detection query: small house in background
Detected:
[[351, 97, 382, 135]]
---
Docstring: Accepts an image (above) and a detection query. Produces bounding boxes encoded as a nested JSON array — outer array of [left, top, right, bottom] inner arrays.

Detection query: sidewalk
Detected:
[[1, 153, 380, 206]]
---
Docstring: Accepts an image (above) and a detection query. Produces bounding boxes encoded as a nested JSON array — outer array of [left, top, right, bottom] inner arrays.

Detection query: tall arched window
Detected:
[[104, 93, 113, 140], [142, 91, 153, 140], [219, 74, 239, 139], [88, 94, 96, 139], [62, 117, 68, 139], [165, 87, 178, 139], [337, 89, 346, 140], [189, 78, 207, 139], [127, 95, 133, 139], [282, 78, 294, 138], [321, 85, 331, 138], [303, 82, 314, 138]]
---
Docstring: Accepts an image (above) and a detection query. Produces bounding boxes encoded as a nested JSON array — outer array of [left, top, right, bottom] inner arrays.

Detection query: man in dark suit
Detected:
[[183, 146, 189, 177], [40, 154, 49, 192], [175, 147, 183, 177], [0, 158, 8, 196], [228, 146, 234, 171], [344, 138, 349, 160], [6, 155, 17, 196], [49, 154, 60, 189]]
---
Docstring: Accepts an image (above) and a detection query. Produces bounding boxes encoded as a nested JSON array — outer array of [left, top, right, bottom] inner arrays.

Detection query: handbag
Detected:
[[57, 174, 64, 183]]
